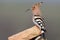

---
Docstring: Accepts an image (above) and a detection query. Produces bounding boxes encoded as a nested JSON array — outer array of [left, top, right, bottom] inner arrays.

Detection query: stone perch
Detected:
[[8, 26, 41, 40]]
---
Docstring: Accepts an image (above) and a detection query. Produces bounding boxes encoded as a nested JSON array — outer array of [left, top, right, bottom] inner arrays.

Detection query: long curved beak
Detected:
[[25, 9, 31, 12], [40, 2, 43, 4]]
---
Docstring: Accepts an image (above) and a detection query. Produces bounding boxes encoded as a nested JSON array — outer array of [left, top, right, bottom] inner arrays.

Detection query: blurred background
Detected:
[[0, 0, 60, 40]]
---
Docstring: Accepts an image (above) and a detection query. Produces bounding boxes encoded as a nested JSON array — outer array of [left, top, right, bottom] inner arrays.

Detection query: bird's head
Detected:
[[32, 2, 43, 15], [32, 2, 43, 10], [25, 2, 43, 13]]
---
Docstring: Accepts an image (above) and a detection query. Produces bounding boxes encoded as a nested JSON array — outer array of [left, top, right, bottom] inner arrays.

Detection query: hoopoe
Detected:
[[31, 2, 46, 40], [26, 2, 47, 40], [32, 2, 46, 34]]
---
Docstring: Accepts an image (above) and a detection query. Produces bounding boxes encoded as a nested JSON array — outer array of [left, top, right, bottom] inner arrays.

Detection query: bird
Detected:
[[31, 2, 47, 40], [25, 2, 47, 40]]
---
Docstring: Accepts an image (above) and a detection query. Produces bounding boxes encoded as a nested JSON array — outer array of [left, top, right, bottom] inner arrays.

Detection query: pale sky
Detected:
[[0, 0, 60, 3]]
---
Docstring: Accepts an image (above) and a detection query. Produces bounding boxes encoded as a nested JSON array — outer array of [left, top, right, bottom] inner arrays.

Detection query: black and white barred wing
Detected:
[[33, 16, 44, 28], [33, 16, 46, 33]]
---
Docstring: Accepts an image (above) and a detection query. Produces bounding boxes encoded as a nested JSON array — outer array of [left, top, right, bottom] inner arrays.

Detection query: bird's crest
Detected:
[[25, 2, 43, 12]]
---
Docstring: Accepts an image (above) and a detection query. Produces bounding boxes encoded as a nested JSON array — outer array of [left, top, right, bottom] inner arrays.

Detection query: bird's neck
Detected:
[[33, 10, 42, 17]]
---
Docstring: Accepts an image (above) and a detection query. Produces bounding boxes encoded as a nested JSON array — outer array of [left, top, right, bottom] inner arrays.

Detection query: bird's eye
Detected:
[[32, 6, 35, 10], [33, 6, 35, 9]]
